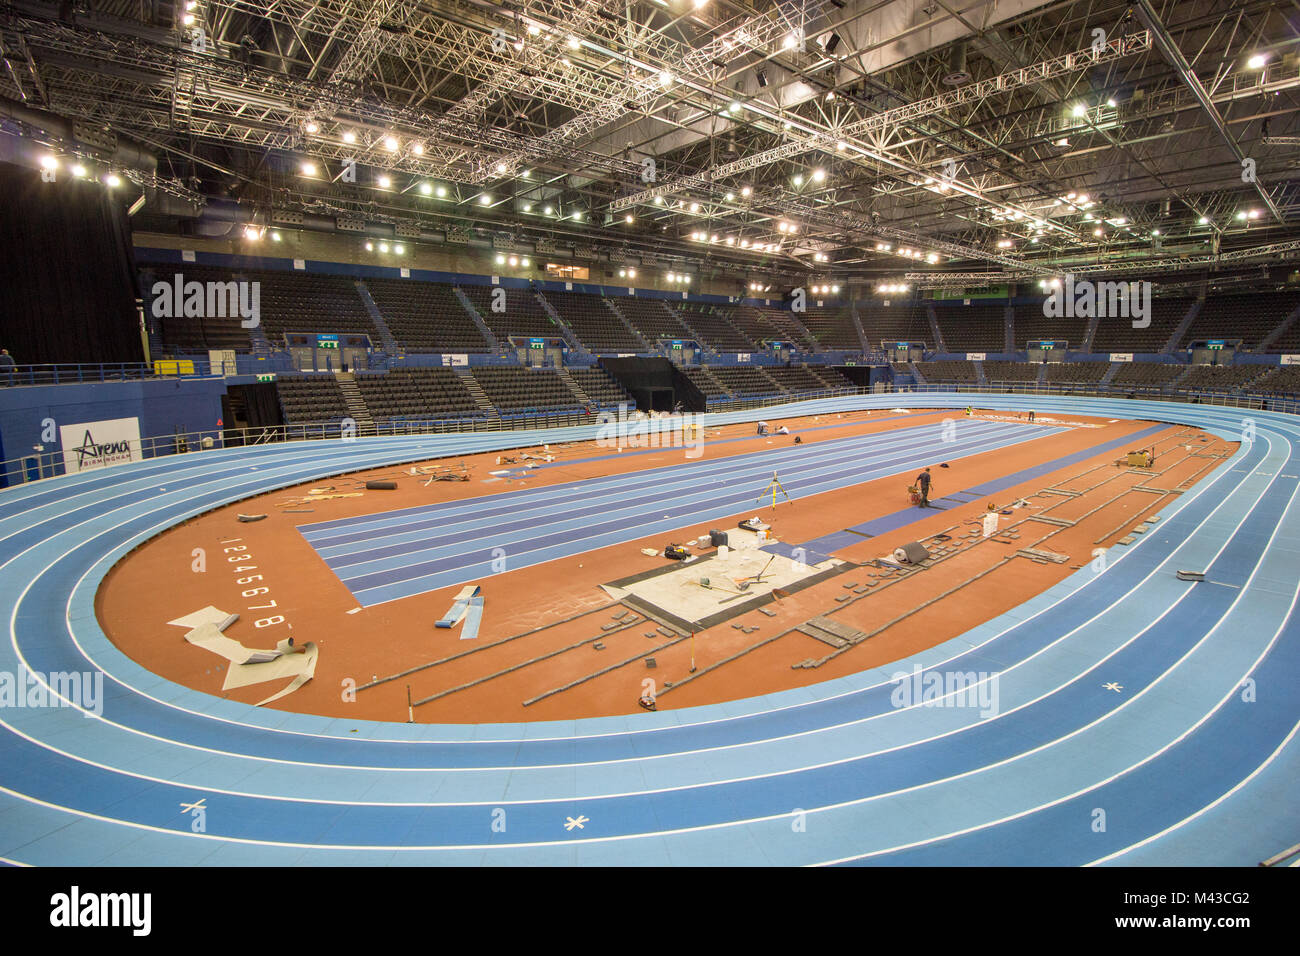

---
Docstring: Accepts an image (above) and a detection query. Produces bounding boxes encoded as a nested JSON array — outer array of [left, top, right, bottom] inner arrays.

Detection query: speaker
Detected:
[[893, 541, 930, 564], [709, 529, 729, 547]]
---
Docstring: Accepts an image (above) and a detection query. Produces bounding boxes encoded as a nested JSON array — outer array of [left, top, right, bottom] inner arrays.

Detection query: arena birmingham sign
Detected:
[[58, 417, 142, 474]]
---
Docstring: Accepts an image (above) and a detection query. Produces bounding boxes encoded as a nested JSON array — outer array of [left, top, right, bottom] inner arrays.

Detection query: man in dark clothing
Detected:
[[1028, 409, 1036, 422], [915, 467, 933, 507], [0, 349, 14, 386]]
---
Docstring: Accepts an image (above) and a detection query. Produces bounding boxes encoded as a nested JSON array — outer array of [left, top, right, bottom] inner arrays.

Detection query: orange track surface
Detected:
[[96, 408, 1233, 724]]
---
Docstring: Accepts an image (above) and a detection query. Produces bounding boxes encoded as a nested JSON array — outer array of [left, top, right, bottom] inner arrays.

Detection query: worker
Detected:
[[915, 467, 933, 508], [756, 420, 769, 436], [775, 424, 790, 435], [965, 406, 973, 417], [1029, 409, 1036, 422]]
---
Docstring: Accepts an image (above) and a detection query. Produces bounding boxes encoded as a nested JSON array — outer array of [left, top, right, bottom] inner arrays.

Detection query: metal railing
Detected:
[[5, 382, 1298, 487], [0, 361, 219, 386]]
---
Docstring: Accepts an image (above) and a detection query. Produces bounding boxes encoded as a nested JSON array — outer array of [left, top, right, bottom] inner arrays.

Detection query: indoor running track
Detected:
[[0, 394, 1296, 866]]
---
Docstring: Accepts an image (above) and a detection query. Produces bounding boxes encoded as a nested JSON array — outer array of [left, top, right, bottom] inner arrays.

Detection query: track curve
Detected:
[[1, 394, 1296, 865]]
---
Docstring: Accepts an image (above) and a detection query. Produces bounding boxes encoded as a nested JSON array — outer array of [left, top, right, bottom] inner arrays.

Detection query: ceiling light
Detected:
[[411, 143, 424, 155], [105, 173, 122, 188], [658, 70, 674, 87], [39, 155, 57, 170], [366, 242, 374, 251], [544, 205, 554, 215], [522, 202, 532, 212], [508, 256, 518, 267], [342, 131, 356, 144], [496, 254, 505, 265], [567, 36, 580, 50], [71, 164, 86, 178], [479, 193, 492, 204], [393, 244, 404, 254], [377, 175, 391, 188], [383, 136, 399, 151], [304, 121, 319, 134], [793, 174, 803, 186], [741, 186, 752, 197], [1072, 103, 1087, 117], [1198, 216, 1209, 225], [811, 168, 826, 182], [436, 185, 447, 198], [419, 182, 432, 195], [1248, 53, 1268, 69], [300, 161, 317, 176], [521, 258, 530, 267], [625, 214, 634, 223], [378, 242, 389, 253]]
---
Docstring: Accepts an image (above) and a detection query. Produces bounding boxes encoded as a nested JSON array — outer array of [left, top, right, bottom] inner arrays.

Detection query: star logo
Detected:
[[180, 797, 206, 814], [1103, 682, 1123, 693], [564, 815, 589, 831]]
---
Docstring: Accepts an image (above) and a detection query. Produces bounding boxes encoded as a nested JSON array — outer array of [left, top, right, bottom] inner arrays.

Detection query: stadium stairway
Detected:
[[533, 292, 590, 356], [1036, 363, 1048, 386], [1164, 300, 1203, 353], [334, 371, 376, 435], [974, 360, 988, 386], [354, 282, 401, 355], [666, 304, 718, 361], [1258, 299, 1300, 351], [601, 298, 654, 353], [556, 367, 592, 407], [452, 287, 503, 353], [1099, 361, 1121, 386], [454, 367, 501, 421], [1083, 309, 1102, 353], [851, 302, 873, 353], [909, 361, 927, 385], [1004, 305, 1015, 353], [925, 303, 947, 354]]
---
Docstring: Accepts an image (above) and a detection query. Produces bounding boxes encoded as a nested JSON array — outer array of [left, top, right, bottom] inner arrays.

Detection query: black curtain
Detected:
[[0, 162, 143, 365], [231, 383, 284, 428]]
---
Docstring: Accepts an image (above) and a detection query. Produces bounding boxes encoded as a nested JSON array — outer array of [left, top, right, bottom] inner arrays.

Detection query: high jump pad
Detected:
[[601, 530, 851, 633]]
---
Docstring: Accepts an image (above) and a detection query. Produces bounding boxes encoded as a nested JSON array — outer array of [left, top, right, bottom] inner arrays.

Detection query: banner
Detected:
[[441, 354, 468, 367], [1110, 353, 1134, 362], [966, 352, 986, 361], [1281, 355, 1300, 366], [208, 349, 237, 375], [60, 417, 142, 475]]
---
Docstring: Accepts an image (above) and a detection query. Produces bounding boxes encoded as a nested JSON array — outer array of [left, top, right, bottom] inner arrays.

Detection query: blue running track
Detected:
[[0, 394, 1296, 865]]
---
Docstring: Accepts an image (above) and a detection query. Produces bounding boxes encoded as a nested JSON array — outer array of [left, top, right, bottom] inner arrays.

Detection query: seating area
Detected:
[[1179, 291, 1300, 350], [246, 269, 378, 342], [569, 366, 633, 407], [614, 298, 694, 345], [1179, 364, 1271, 392], [542, 291, 643, 353], [354, 368, 480, 421], [728, 305, 817, 350], [1013, 304, 1089, 352], [1044, 362, 1109, 384], [275, 374, 350, 423], [1110, 362, 1187, 389], [811, 366, 854, 389], [147, 264, 256, 351], [366, 278, 490, 351], [932, 304, 1006, 353], [862, 304, 932, 348], [800, 308, 862, 350], [1090, 296, 1191, 353], [1251, 366, 1300, 396], [916, 360, 977, 383], [674, 304, 755, 352], [459, 285, 557, 344], [982, 360, 1041, 383], [707, 365, 781, 398], [470, 366, 582, 412], [679, 366, 729, 400], [764, 365, 836, 394]]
